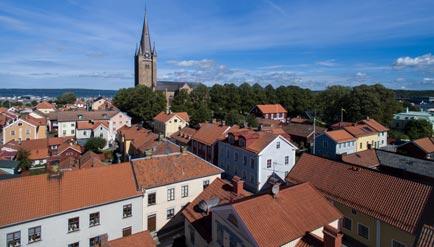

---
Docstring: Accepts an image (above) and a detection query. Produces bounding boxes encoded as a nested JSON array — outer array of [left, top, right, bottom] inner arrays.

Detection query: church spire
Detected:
[[140, 8, 152, 56]]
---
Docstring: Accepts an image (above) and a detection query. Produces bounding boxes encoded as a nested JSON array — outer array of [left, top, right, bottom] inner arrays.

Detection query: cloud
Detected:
[[0, 15, 27, 30], [317, 59, 337, 67], [167, 59, 214, 69], [423, 77, 434, 83], [393, 53, 434, 68], [356, 72, 367, 77]]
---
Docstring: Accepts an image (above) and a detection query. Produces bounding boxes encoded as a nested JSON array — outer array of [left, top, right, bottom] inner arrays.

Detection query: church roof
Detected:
[[155, 81, 200, 92], [138, 10, 155, 57]]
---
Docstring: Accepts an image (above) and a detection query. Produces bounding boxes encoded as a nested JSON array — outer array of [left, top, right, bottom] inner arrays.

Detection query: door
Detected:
[[147, 214, 156, 232]]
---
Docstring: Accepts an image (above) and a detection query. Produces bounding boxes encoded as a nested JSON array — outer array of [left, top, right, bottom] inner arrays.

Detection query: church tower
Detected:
[[134, 11, 157, 89]]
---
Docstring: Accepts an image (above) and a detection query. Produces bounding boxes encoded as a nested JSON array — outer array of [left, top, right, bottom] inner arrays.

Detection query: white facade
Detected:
[[0, 196, 143, 247], [58, 121, 76, 137], [93, 124, 110, 148], [76, 129, 92, 140], [377, 131, 388, 148], [108, 112, 131, 142], [143, 174, 220, 233], [218, 136, 297, 192]]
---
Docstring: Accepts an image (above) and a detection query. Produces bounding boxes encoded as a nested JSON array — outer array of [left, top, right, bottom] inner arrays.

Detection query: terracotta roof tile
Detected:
[[325, 129, 356, 143], [287, 154, 433, 234], [295, 233, 323, 247], [182, 178, 251, 242], [230, 183, 342, 247], [153, 111, 190, 123], [106, 231, 156, 247], [360, 118, 389, 132], [413, 137, 434, 154], [24, 115, 47, 126], [343, 124, 377, 138], [0, 163, 140, 227], [132, 152, 223, 189], [417, 225, 434, 247], [256, 104, 287, 114], [341, 149, 380, 168], [284, 123, 326, 138], [56, 110, 119, 122], [192, 123, 231, 146], [170, 127, 197, 145], [35, 101, 55, 110]]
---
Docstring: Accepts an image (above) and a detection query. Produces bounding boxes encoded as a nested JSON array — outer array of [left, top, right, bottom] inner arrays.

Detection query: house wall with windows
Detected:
[[58, 121, 76, 137], [218, 136, 296, 193], [142, 174, 220, 233], [0, 196, 143, 247], [76, 128, 92, 139], [3, 120, 37, 143], [335, 201, 415, 247], [154, 115, 188, 137], [355, 134, 379, 152], [314, 134, 356, 160], [108, 112, 131, 142], [93, 125, 110, 148], [377, 131, 388, 148]]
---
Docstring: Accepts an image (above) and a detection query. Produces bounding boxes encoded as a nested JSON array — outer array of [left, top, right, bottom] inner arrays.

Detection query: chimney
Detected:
[[323, 225, 343, 247], [231, 176, 244, 195], [406, 107, 409, 113]]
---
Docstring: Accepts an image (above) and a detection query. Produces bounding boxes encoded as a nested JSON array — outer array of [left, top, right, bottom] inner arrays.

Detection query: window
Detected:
[[148, 192, 156, 206], [68, 217, 79, 232], [234, 152, 238, 161], [360, 143, 363, 149], [26, 129, 30, 135], [342, 217, 352, 230], [68, 242, 79, 247], [18, 122, 22, 126], [267, 159, 272, 168], [276, 141, 280, 149], [243, 156, 247, 166], [83, 130, 87, 135], [167, 208, 175, 219], [392, 240, 406, 247], [338, 143, 341, 148], [174, 119, 178, 123], [250, 158, 255, 169], [167, 188, 175, 201], [123, 204, 132, 218], [28, 226, 41, 243], [357, 223, 369, 239], [181, 185, 189, 198], [71, 123, 75, 127], [7, 231, 20, 246], [203, 180, 210, 189], [71, 130, 75, 135], [89, 212, 100, 227], [122, 227, 132, 237], [63, 130, 66, 135], [11, 130, 15, 136], [285, 156, 289, 165], [89, 236, 101, 247]]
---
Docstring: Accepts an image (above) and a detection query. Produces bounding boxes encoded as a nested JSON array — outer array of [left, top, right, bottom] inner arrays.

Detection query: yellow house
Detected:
[[287, 154, 433, 247], [344, 124, 379, 151], [3, 116, 47, 143], [153, 111, 189, 137]]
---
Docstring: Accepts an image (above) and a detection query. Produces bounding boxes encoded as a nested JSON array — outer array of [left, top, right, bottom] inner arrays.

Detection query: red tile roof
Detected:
[[413, 137, 434, 154], [229, 182, 342, 247], [287, 153, 433, 234], [36, 101, 55, 110], [0, 163, 140, 227], [24, 115, 47, 126], [106, 231, 156, 247], [344, 124, 377, 138], [341, 149, 380, 168], [329, 121, 354, 130], [417, 225, 434, 247], [153, 111, 190, 123], [256, 104, 287, 114], [132, 152, 222, 189], [182, 178, 251, 242], [170, 127, 197, 145], [192, 123, 231, 146], [360, 118, 389, 132], [295, 233, 323, 247], [324, 129, 356, 143]]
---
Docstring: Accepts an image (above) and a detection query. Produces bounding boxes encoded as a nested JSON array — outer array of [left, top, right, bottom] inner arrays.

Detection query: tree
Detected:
[[85, 137, 107, 153], [113, 86, 166, 123], [170, 89, 193, 113], [246, 114, 258, 128], [56, 92, 76, 105], [264, 84, 277, 104], [225, 110, 245, 126], [238, 83, 256, 114], [405, 119, 433, 140], [315, 85, 351, 124], [209, 84, 227, 120], [190, 103, 212, 127], [16, 149, 31, 171]]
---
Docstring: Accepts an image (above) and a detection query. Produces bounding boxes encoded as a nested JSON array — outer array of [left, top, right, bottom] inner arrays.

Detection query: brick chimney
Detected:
[[323, 225, 342, 247], [231, 176, 244, 195]]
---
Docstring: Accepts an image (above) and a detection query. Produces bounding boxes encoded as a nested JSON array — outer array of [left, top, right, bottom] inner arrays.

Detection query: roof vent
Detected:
[[271, 183, 280, 198], [198, 197, 220, 214]]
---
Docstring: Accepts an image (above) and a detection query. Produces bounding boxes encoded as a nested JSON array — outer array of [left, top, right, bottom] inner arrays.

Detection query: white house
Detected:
[[131, 152, 223, 242], [153, 111, 190, 137], [59, 120, 77, 137], [218, 129, 297, 192], [0, 164, 143, 247]]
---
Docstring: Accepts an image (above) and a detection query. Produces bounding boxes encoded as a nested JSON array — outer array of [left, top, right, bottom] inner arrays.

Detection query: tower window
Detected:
[[145, 64, 150, 69]]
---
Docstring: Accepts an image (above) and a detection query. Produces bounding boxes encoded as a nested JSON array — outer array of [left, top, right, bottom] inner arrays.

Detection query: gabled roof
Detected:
[[0, 163, 140, 227], [57, 142, 82, 155], [417, 225, 434, 247], [182, 178, 251, 242], [287, 153, 433, 234], [344, 124, 377, 138], [24, 115, 47, 126], [36, 101, 55, 110], [153, 111, 190, 123], [284, 123, 326, 138], [324, 129, 356, 143], [132, 152, 223, 189], [106, 231, 156, 247], [170, 127, 197, 145], [360, 118, 389, 132], [227, 182, 342, 247], [55, 110, 119, 122], [255, 104, 287, 114], [192, 123, 231, 146], [341, 149, 380, 168], [413, 137, 434, 154]]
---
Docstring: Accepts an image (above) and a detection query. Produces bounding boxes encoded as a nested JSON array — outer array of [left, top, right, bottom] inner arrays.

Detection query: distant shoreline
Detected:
[[0, 88, 117, 98]]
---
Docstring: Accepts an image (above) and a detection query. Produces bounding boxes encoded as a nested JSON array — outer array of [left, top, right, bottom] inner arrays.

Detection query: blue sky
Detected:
[[1, 0, 434, 90]]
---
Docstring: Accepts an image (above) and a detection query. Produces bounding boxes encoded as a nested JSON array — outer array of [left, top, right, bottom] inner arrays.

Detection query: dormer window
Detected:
[[239, 137, 246, 147], [228, 134, 235, 144]]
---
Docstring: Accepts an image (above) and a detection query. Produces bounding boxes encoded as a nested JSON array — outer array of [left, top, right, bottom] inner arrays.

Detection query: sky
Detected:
[[1, 0, 434, 90]]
